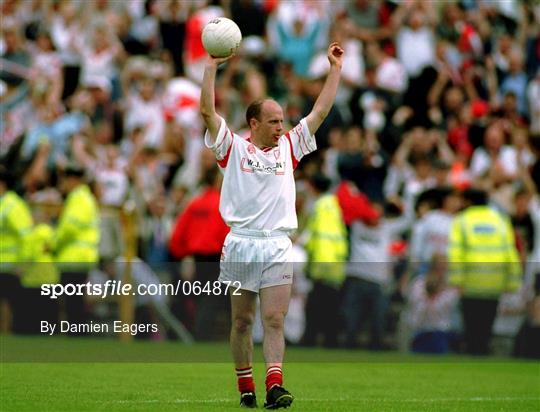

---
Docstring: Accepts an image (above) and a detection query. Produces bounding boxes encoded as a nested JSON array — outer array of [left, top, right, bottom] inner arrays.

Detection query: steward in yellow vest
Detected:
[[0, 175, 33, 272], [305, 194, 348, 288], [55, 171, 100, 271], [0, 170, 33, 332], [301, 174, 348, 347], [448, 188, 521, 355], [22, 224, 60, 287], [54, 166, 100, 331], [18, 223, 60, 334]]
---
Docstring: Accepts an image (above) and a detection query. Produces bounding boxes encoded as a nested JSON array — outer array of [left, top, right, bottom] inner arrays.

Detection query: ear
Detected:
[[249, 118, 259, 129]]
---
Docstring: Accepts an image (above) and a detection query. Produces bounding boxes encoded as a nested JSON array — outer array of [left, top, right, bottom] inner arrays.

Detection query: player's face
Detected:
[[257, 101, 284, 148]]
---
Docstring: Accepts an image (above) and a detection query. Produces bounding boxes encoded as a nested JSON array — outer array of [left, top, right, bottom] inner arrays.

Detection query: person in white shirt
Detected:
[[408, 187, 463, 277], [365, 41, 408, 95], [395, 8, 436, 78], [470, 123, 518, 182], [343, 202, 412, 350], [406, 254, 459, 354], [200, 42, 343, 409]]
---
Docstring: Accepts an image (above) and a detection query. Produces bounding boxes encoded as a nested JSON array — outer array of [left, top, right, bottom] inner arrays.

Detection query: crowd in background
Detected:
[[1, 0, 539, 357]]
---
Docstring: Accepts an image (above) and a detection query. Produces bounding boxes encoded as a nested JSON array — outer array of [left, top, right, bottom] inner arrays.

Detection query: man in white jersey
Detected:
[[200, 42, 344, 409]]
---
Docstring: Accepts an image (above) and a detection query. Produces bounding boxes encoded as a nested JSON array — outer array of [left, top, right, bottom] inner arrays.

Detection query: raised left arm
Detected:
[[305, 42, 344, 135]]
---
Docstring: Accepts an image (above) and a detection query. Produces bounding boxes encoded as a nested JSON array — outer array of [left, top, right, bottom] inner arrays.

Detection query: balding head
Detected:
[[246, 98, 284, 148], [246, 99, 280, 127]]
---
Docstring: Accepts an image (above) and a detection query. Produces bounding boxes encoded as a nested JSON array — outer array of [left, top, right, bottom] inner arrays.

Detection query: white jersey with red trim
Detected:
[[204, 117, 316, 232]]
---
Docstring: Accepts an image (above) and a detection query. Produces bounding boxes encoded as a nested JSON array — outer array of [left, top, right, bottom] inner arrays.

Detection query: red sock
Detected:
[[265, 365, 283, 391], [236, 366, 255, 393]]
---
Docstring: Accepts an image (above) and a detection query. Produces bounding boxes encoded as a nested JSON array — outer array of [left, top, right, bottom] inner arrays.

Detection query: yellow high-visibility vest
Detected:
[[54, 185, 100, 270], [448, 205, 521, 297], [0, 191, 33, 272], [305, 194, 348, 288], [21, 223, 59, 287]]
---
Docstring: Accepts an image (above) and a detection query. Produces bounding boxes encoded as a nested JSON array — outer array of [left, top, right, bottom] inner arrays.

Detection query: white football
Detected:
[[201, 17, 242, 58]]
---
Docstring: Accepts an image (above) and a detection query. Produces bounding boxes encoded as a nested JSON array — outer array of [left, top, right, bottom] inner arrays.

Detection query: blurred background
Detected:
[[0, 0, 539, 358]]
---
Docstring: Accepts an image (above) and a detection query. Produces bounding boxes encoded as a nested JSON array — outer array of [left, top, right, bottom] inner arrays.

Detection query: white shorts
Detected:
[[219, 228, 293, 293]]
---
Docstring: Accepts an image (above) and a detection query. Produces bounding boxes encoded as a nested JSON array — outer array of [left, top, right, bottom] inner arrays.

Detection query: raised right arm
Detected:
[[200, 56, 232, 142]]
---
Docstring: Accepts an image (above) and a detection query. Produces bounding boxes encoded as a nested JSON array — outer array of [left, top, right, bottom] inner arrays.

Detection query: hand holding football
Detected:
[[201, 17, 242, 58]]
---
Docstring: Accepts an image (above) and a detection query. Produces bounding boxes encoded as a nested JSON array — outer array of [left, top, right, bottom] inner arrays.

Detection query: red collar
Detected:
[[247, 137, 273, 152]]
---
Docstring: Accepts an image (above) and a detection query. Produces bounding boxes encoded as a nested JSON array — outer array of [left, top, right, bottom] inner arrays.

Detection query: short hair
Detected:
[[0, 168, 15, 189], [463, 188, 488, 206], [63, 165, 85, 178], [411, 154, 432, 167], [309, 173, 331, 193], [245, 99, 267, 126]]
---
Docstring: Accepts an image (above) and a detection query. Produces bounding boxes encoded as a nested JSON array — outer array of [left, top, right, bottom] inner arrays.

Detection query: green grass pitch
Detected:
[[1, 336, 539, 411]]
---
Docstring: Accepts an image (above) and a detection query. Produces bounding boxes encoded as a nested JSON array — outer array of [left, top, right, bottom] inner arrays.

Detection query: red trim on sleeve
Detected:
[[296, 124, 308, 156], [217, 129, 234, 168], [285, 132, 299, 170], [215, 127, 232, 152]]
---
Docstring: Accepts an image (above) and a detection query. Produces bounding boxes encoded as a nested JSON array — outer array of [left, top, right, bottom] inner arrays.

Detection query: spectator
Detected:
[[50, 1, 84, 100], [513, 272, 540, 359], [470, 123, 518, 186], [408, 187, 463, 278], [365, 40, 408, 96], [17, 221, 59, 334], [161, 121, 186, 191], [342, 200, 412, 350], [169, 166, 229, 341], [268, 0, 326, 78], [516, 161, 540, 291], [126, 0, 160, 56], [322, 127, 345, 187], [343, 0, 380, 32], [384, 126, 454, 215], [0, 169, 33, 333], [140, 192, 174, 273], [30, 29, 63, 102], [338, 127, 389, 204], [407, 254, 459, 354], [229, 0, 268, 38], [341, 0, 394, 42], [498, 50, 529, 116], [122, 75, 165, 148], [157, 0, 188, 76], [130, 145, 168, 207], [0, 18, 31, 88], [526, 70, 540, 135], [512, 188, 534, 264], [301, 173, 348, 348], [95, 144, 129, 260], [395, 6, 436, 79], [448, 188, 522, 355], [54, 165, 100, 334], [78, 22, 124, 94], [335, 178, 380, 231]]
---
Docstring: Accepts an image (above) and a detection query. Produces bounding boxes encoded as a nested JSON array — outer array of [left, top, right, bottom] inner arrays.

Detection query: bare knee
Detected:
[[262, 311, 285, 331], [232, 315, 254, 335]]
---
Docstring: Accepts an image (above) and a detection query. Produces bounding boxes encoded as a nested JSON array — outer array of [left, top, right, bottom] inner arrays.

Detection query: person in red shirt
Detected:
[[169, 165, 229, 340], [335, 180, 381, 228]]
